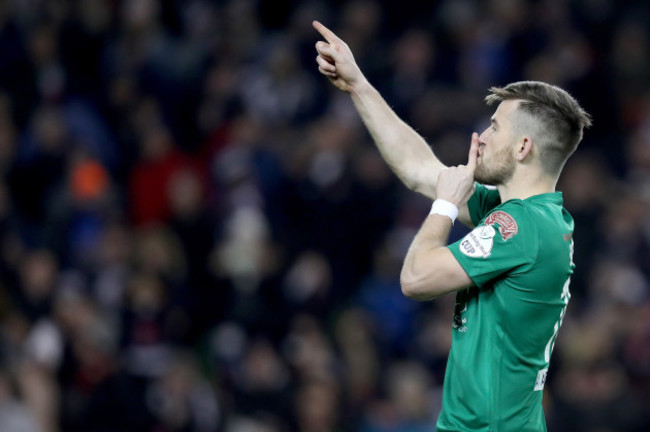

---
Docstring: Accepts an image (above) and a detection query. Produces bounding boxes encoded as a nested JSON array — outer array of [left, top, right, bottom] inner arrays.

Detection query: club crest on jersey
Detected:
[[484, 211, 519, 240], [459, 224, 496, 258]]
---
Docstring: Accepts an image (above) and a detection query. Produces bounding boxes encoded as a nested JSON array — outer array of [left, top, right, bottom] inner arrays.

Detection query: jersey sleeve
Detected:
[[467, 183, 501, 226], [448, 203, 537, 288]]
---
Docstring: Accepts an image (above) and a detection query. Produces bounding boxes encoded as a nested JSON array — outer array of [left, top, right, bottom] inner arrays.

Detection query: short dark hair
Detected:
[[485, 81, 592, 175]]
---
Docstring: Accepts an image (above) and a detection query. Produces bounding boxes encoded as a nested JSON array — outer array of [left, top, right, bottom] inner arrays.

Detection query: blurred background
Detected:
[[0, 0, 648, 431]]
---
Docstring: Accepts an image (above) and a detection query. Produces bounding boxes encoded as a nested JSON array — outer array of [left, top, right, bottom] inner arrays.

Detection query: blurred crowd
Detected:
[[0, 0, 649, 431]]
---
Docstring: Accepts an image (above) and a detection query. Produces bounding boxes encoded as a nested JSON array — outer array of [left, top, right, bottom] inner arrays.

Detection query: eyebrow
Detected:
[[490, 117, 498, 127]]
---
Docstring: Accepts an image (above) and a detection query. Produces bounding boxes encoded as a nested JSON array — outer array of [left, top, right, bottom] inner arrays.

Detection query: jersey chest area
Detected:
[[452, 286, 494, 335], [451, 280, 555, 337]]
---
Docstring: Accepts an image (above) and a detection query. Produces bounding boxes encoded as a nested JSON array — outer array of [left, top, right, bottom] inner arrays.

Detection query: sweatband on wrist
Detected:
[[429, 199, 459, 224]]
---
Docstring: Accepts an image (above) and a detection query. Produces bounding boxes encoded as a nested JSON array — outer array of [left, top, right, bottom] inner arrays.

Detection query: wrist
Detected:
[[429, 199, 459, 224], [349, 77, 372, 97]]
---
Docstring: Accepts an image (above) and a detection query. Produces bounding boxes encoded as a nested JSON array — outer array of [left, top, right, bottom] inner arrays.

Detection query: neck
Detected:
[[497, 169, 557, 202]]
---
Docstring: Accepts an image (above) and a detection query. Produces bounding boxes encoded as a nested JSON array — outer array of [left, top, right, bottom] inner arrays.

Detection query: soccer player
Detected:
[[313, 20, 592, 432]]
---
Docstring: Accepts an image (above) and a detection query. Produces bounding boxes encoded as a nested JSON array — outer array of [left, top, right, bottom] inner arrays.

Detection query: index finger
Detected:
[[466, 132, 479, 171], [313, 20, 342, 44]]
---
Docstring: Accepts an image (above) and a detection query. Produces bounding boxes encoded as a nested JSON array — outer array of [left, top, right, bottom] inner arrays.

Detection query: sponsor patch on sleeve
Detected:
[[484, 210, 519, 240], [459, 224, 496, 258]]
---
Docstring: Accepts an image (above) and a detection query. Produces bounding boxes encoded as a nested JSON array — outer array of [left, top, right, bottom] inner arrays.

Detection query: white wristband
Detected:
[[430, 199, 459, 224]]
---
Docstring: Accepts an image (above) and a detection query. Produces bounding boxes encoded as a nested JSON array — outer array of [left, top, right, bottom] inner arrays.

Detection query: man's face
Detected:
[[475, 100, 518, 185]]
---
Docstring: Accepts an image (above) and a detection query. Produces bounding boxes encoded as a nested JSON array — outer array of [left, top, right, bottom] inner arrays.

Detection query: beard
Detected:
[[474, 145, 516, 186]]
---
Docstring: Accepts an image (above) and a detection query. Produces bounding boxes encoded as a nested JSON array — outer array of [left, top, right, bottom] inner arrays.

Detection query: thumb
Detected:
[[466, 132, 479, 171]]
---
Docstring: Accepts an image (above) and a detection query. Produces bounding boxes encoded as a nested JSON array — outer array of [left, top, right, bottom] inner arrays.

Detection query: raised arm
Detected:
[[313, 20, 474, 226]]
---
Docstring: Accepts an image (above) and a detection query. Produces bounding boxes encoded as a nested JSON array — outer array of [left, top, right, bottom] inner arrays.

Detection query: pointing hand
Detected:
[[313, 20, 366, 93]]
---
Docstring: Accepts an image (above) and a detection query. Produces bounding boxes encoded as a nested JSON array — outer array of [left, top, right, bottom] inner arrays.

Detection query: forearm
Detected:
[[400, 214, 453, 300], [400, 209, 474, 300], [350, 80, 444, 198]]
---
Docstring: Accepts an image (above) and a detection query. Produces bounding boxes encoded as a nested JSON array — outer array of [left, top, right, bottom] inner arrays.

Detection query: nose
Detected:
[[479, 127, 490, 145]]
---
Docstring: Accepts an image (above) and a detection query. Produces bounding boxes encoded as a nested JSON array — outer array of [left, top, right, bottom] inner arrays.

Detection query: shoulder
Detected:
[[485, 201, 537, 239], [450, 200, 541, 284]]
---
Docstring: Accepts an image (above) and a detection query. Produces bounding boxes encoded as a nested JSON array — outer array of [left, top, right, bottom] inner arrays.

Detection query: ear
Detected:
[[516, 137, 533, 162]]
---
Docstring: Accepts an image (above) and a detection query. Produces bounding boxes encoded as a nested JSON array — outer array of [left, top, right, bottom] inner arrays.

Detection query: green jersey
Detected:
[[437, 184, 574, 432]]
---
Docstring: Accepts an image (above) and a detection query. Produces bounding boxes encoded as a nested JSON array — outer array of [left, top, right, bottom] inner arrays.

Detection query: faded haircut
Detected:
[[485, 81, 592, 176]]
